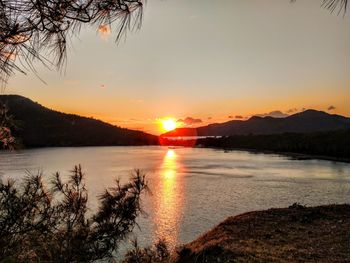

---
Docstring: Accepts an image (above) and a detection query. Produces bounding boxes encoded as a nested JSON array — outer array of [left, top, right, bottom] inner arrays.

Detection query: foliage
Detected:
[[0, 165, 148, 262], [0, 102, 15, 149], [196, 130, 350, 159], [0, 0, 143, 84], [161, 129, 350, 159], [0, 95, 158, 147], [309, 0, 348, 13], [122, 239, 170, 263]]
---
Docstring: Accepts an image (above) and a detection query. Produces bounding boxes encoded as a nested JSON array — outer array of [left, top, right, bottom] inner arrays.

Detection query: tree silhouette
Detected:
[[0, 103, 15, 149], [0, 165, 149, 262], [321, 0, 348, 13]]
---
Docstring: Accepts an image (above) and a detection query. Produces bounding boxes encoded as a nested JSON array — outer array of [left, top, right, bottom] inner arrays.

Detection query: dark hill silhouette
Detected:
[[0, 95, 158, 147], [162, 110, 350, 137]]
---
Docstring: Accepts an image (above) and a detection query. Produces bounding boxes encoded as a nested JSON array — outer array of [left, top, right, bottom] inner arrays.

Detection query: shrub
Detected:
[[122, 239, 170, 263], [0, 165, 148, 262]]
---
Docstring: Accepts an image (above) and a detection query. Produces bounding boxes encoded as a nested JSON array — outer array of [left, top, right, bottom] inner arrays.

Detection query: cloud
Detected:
[[235, 115, 243, 119], [207, 117, 212, 120], [228, 116, 233, 119], [100, 84, 107, 89], [254, 110, 289, 118], [177, 117, 203, 126], [327, 105, 336, 111], [286, 108, 298, 114]]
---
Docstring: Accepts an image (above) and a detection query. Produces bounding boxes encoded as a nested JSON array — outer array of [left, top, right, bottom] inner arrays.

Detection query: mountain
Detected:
[[0, 95, 158, 147], [162, 110, 350, 137]]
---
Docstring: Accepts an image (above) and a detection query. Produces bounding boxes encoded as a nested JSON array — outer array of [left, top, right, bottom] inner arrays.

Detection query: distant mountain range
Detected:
[[0, 95, 158, 147], [2, 95, 350, 148], [162, 110, 350, 137]]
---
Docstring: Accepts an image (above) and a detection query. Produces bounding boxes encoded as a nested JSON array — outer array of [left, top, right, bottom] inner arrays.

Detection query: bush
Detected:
[[122, 239, 170, 263], [0, 165, 148, 262], [0, 103, 16, 149]]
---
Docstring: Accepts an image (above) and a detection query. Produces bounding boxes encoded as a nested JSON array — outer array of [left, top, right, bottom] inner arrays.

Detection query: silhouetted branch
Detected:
[[0, 102, 15, 149], [0, 166, 148, 262], [322, 0, 348, 14], [122, 239, 170, 263], [290, 0, 348, 14], [0, 0, 144, 84]]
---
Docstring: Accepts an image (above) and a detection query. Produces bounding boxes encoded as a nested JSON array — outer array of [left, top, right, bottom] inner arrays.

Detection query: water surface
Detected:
[[1, 146, 349, 249]]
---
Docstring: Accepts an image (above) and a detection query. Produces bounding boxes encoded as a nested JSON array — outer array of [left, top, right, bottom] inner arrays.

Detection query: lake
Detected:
[[1, 146, 350, 250]]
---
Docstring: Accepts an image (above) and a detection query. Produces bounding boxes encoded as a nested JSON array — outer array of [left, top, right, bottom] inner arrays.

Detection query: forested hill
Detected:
[[0, 95, 158, 147], [163, 109, 350, 137]]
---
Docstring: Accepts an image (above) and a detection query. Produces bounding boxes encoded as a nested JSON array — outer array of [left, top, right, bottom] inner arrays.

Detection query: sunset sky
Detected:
[[5, 0, 350, 135]]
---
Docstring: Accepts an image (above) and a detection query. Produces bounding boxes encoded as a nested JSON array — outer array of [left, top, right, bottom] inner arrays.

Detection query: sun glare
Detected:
[[162, 119, 177, 132]]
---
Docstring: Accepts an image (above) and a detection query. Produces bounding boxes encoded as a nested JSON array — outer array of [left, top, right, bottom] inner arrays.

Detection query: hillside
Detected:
[[162, 110, 350, 137], [173, 204, 350, 263], [0, 95, 158, 147], [197, 130, 350, 160]]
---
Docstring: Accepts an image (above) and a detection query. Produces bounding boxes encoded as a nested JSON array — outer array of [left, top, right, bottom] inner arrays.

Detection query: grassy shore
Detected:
[[172, 204, 350, 263], [215, 148, 350, 164], [161, 130, 350, 163]]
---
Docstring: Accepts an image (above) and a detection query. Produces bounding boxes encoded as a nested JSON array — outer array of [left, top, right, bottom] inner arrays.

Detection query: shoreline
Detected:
[[2, 144, 350, 164], [201, 146, 350, 163]]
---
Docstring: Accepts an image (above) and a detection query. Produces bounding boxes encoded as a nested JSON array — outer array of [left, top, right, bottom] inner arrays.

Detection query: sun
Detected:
[[162, 118, 177, 132]]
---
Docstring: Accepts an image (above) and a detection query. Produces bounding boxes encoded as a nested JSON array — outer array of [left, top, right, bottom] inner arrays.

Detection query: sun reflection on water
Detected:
[[152, 149, 184, 249]]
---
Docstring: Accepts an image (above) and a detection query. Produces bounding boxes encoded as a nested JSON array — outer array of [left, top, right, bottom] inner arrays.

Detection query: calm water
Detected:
[[1, 146, 350, 249]]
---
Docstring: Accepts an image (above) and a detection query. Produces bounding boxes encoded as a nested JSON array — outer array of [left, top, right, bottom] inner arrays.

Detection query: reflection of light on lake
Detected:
[[152, 149, 184, 249], [165, 149, 176, 159]]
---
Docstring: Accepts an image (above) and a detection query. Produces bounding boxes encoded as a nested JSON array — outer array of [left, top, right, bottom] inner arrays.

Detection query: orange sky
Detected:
[[5, 0, 350, 135]]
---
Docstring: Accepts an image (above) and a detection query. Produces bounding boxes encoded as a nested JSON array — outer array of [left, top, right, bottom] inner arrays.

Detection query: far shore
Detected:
[[199, 146, 350, 164], [3, 143, 350, 164]]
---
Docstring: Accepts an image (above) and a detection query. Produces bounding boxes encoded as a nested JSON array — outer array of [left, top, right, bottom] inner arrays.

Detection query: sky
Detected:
[[5, 0, 350, 135]]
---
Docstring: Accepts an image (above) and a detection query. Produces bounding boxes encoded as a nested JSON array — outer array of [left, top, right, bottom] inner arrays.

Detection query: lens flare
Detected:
[[98, 25, 111, 40]]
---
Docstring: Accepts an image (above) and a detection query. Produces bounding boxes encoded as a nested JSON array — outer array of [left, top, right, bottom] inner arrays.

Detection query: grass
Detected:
[[172, 204, 350, 263]]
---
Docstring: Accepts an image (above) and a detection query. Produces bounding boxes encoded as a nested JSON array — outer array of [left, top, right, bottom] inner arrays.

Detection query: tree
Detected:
[[0, 103, 15, 149], [122, 239, 170, 263], [0, 165, 149, 262]]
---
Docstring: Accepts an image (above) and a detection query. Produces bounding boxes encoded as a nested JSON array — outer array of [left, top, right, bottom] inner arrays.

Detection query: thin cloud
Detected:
[[328, 105, 336, 111], [254, 110, 289, 118], [177, 117, 203, 126], [286, 108, 298, 114], [235, 115, 243, 119]]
